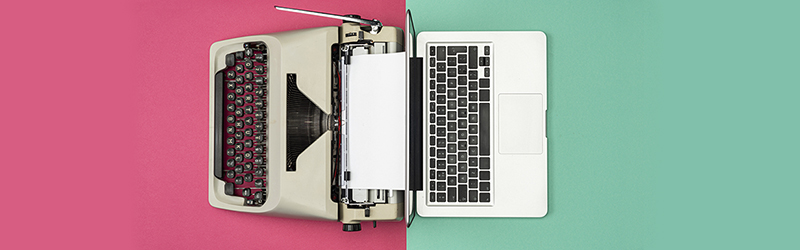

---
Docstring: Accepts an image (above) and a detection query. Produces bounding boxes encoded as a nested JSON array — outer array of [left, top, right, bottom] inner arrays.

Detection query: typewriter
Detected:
[[208, 7, 406, 232]]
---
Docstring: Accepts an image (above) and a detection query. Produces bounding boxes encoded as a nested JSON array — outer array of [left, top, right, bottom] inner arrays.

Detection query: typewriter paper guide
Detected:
[[347, 52, 407, 190]]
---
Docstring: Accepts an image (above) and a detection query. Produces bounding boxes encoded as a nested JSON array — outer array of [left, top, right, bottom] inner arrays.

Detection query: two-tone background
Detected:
[[2, 0, 797, 249]]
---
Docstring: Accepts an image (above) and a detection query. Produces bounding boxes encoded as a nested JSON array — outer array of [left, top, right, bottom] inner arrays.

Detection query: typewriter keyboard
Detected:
[[427, 44, 493, 205], [220, 44, 269, 206]]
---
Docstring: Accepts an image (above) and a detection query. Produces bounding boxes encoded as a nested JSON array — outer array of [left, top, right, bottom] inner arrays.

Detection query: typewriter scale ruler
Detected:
[[221, 47, 270, 206]]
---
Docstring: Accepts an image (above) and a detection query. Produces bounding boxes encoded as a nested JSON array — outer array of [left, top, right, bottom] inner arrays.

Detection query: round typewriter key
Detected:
[[235, 51, 244, 60], [226, 137, 235, 145], [254, 191, 263, 200], [226, 126, 235, 134], [255, 122, 263, 131], [244, 151, 252, 159], [244, 162, 253, 171], [226, 115, 235, 123], [244, 173, 253, 182], [244, 128, 253, 137], [245, 60, 253, 69], [254, 134, 263, 142], [226, 71, 236, 79], [235, 86, 244, 95], [245, 199, 255, 206], [234, 131, 243, 140], [235, 75, 244, 84], [255, 77, 264, 85], [226, 170, 235, 179], [234, 154, 243, 162], [244, 117, 253, 125], [255, 65, 264, 74], [226, 148, 235, 156], [254, 157, 263, 165], [254, 146, 263, 154], [245, 72, 254, 80], [226, 159, 235, 167], [227, 103, 236, 112], [235, 64, 244, 73], [235, 97, 244, 107], [235, 176, 243, 185], [254, 111, 263, 120], [234, 108, 244, 117], [255, 179, 264, 187], [254, 100, 263, 108], [245, 48, 253, 57], [234, 165, 243, 174], [254, 167, 264, 176], [245, 94, 254, 103], [235, 120, 244, 129], [254, 53, 264, 62], [242, 188, 251, 197], [245, 83, 254, 92], [255, 88, 264, 96], [226, 82, 236, 90], [234, 142, 243, 151], [244, 139, 253, 148], [227, 93, 235, 101], [244, 106, 253, 114]]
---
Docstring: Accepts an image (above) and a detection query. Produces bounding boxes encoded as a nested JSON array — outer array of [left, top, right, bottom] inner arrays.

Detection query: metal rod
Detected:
[[275, 6, 382, 34]]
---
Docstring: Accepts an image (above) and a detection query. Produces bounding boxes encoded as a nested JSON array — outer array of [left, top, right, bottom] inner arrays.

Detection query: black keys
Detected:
[[437, 171, 446, 180], [430, 181, 436, 191], [479, 182, 490, 191], [447, 187, 456, 202], [458, 87, 467, 96], [469, 81, 478, 90], [458, 141, 467, 150], [458, 97, 467, 107], [436, 46, 446, 61], [226, 53, 236, 67], [437, 192, 446, 202], [469, 168, 478, 178], [437, 182, 446, 191], [437, 149, 446, 158], [468, 70, 478, 80], [458, 76, 467, 85], [430, 46, 436, 56], [479, 103, 490, 155], [226, 126, 235, 134], [469, 92, 478, 101], [479, 193, 490, 202], [458, 163, 467, 172], [447, 57, 456, 66], [447, 89, 456, 99], [468, 46, 478, 69], [447, 100, 456, 110], [458, 185, 467, 202], [436, 84, 446, 93], [227, 115, 236, 124], [469, 114, 478, 123], [436, 73, 446, 82], [457, 54, 467, 64], [479, 57, 490, 66], [255, 65, 264, 74], [479, 79, 490, 88], [479, 171, 490, 180], [254, 53, 265, 63], [469, 190, 478, 202], [437, 160, 446, 169], [458, 174, 467, 183], [255, 179, 264, 187], [436, 62, 446, 72], [447, 176, 456, 186], [458, 65, 467, 75], [447, 67, 456, 77], [447, 79, 456, 88], [447, 143, 456, 153], [479, 158, 490, 169], [469, 146, 478, 156], [458, 119, 467, 128], [447, 165, 456, 175], [447, 46, 467, 55], [484, 68, 490, 77], [484, 46, 490, 55]]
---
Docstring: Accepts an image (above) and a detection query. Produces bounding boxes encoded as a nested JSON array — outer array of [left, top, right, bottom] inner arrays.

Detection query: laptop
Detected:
[[404, 10, 548, 225]]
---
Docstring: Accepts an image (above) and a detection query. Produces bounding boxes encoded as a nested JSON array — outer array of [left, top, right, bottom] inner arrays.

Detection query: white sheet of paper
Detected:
[[346, 52, 406, 190]]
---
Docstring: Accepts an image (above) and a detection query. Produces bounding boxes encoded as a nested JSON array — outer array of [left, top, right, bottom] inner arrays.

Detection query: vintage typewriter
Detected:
[[208, 7, 407, 232]]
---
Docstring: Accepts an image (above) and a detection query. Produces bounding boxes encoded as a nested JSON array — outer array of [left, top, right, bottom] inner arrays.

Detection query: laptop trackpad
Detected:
[[498, 94, 543, 154]]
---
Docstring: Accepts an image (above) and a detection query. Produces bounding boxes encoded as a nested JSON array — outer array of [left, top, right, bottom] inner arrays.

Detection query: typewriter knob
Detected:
[[342, 223, 361, 232]]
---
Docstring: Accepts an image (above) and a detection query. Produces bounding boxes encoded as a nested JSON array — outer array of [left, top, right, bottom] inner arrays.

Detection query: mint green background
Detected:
[[406, 0, 799, 249]]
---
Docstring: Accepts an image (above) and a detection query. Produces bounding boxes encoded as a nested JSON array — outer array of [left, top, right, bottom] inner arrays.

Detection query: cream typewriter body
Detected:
[[208, 7, 404, 231]]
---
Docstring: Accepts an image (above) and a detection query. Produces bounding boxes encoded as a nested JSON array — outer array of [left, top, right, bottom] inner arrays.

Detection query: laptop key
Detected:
[[479, 158, 490, 169], [458, 174, 467, 183], [469, 190, 478, 202], [479, 104, 490, 155], [479, 90, 490, 101], [447, 176, 456, 186], [479, 193, 490, 202], [458, 185, 467, 202], [479, 79, 490, 88], [468, 46, 478, 69], [436, 46, 446, 61], [437, 171, 446, 180], [430, 192, 436, 202], [479, 182, 490, 191], [448, 187, 457, 202], [458, 54, 467, 64], [469, 168, 478, 178], [469, 179, 478, 188], [447, 57, 456, 66], [448, 46, 467, 55], [479, 171, 490, 180], [437, 181, 446, 191], [458, 163, 467, 172], [430, 181, 436, 191], [437, 192, 447, 202]]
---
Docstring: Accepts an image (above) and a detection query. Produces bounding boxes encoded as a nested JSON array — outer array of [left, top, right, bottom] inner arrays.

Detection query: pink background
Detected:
[[0, 0, 406, 249]]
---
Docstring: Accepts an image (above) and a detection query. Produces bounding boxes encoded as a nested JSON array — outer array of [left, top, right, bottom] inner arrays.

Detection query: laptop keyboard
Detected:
[[427, 43, 493, 205]]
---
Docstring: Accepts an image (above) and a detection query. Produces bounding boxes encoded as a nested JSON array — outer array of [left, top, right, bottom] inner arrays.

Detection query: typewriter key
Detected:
[[226, 148, 235, 156], [235, 75, 244, 84], [235, 98, 244, 107], [242, 188, 251, 197], [235, 51, 244, 60], [234, 108, 243, 117], [255, 122, 263, 131], [254, 77, 264, 85], [224, 182, 234, 195], [226, 170, 235, 179], [226, 71, 235, 79], [226, 137, 235, 145], [255, 179, 264, 187], [245, 83, 253, 92], [254, 157, 263, 165], [226, 159, 235, 167], [254, 88, 264, 96], [254, 65, 264, 74], [227, 93, 235, 101], [244, 106, 253, 114], [235, 176, 243, 185], [235, 142, 243, 151], [244, 128, 253, 137], [254, 134, 263, 142], [227, 103, 235, 112], [244, 151, 252, 159], [244, 60, 253, 69], [234, 165, 243, 174], [234, 154, 243, 163], [234, 131, 243, 140], [254, 53, 264, 62], [254, 111, 263, 120], [244, 162, 253, 171], [244, 117, 253, 125], [244, 139, 253, 148], [226, 115, 235, 123], [254, 146, 263, 154], [245, 48, 253, 57], [254, 167, 264, 176], [226, 126, 235, 134], [235, 120, 244, 129], [235, 86, 244, 95], [245, 94, 254, 103], [254, 191, 263, 200], [245, 72, 253, 80], [235, 64, 244, 73], [245, 199, 255, 206], [244, 173, 253, 182], [226, 82, 235, 90]]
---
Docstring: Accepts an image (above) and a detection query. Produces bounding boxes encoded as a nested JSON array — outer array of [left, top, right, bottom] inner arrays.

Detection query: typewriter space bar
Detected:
[[213, 71, 224, 179]]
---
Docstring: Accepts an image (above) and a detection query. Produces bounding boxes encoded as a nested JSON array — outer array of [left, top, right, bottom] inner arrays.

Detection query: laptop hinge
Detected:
[[408, 57, 423, 191]]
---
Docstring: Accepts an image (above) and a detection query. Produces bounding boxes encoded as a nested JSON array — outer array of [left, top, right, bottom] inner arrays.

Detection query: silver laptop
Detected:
[[405, 10, 547, 224]]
